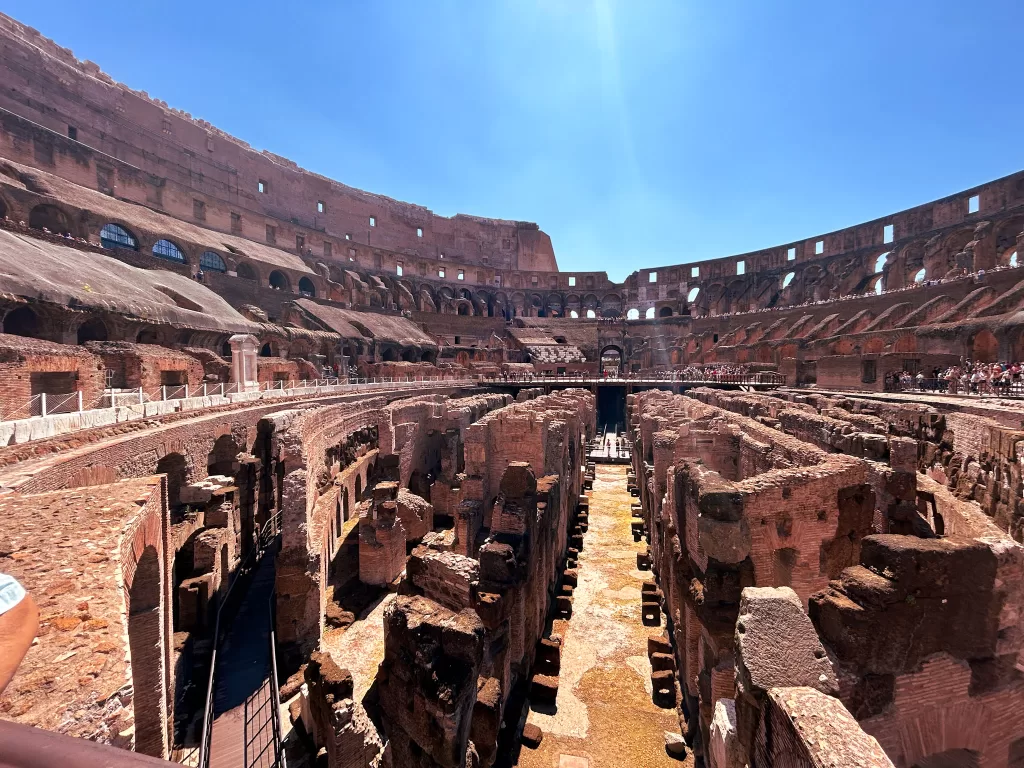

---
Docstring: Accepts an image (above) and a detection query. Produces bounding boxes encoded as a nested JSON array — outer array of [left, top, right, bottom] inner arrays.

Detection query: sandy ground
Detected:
[[518, 465, 690, 768]]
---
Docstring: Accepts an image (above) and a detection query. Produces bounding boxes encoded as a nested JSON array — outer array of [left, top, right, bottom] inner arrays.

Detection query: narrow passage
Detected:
[[518, 465, 688, 767]]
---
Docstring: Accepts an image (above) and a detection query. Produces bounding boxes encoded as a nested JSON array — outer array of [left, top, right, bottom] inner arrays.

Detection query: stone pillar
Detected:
[[229, 333, 259, 391]]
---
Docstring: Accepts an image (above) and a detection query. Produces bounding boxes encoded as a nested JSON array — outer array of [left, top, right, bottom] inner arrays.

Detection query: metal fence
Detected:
[[887, 378, 1024, 398], [0, 377, 477, 423]]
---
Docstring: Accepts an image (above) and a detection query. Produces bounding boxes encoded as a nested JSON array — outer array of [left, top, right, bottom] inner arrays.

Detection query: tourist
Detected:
[[0, 572, 38, 693]]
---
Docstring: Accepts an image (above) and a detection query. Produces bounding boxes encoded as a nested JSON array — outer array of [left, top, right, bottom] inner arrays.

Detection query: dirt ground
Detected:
[[517, 465, 691, 768]]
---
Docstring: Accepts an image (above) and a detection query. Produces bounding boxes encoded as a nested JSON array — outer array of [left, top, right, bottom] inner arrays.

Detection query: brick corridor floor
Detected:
[[517, 465, 690, 767]]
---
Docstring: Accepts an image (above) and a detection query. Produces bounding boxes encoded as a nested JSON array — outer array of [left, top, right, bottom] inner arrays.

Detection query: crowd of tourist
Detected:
[[886, 361, 1024, 396]]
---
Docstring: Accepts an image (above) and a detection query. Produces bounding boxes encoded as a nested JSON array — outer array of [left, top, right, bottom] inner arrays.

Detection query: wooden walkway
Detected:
[[208, 556, 280, 768]]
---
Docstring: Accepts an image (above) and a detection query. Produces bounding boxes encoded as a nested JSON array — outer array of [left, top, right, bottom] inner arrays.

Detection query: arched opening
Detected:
[[626, 308, 640, 320], [645, 307, 656, 319], [570, 310, 579, 318], [269, 270, 290, 291], [874, 277, 884, 295], [342, 487, 350, 521], [586, 309, 596, 319], [3, 306, 41, 338], [914, 267, 927, 283], [401, 348, 417, 362], [911, 748, 980, 768], [972, 329, 998, 363], [0, 197, 6, 219], [137, 328, 162, 345], [875, 252, 890, 273], [200, 251, 227, 273], [1011, 251, 1019, 268], [382, 348, 398, 362], [207, 434, 239, 476], [100, 223, 139, 251], [599, 346, 623, 376], [236, 262, 257, 280], [128, 545, 166, 757], [782, 272, 795, 289], [659, 306, 673, 317], [28, 204, 70, 233], [156, 452, 189, 509], [457, 302, 470, 316], [260, 343, 274, 357], [355, 475, 363, 500], [153, 239, 187, 264], [77, 317, 108, 344], [221, 341, 232, 358], [298, 276, 316, 297], [687, 286, 700, 302]]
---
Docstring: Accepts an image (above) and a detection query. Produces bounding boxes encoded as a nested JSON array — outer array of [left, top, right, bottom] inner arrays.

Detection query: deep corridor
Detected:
[[518, 465, 686, 768]]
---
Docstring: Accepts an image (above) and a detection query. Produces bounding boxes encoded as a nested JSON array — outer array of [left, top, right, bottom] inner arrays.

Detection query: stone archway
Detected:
[[971, 329, 998, 363], [128, 545, 167, 757]]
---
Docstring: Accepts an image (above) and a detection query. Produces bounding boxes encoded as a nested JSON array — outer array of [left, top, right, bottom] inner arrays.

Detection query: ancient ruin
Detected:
[[0, 10, 1023, 768]]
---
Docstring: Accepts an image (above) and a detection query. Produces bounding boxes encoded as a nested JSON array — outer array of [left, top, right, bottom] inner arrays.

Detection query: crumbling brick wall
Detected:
[[377, 389, 594, 766], [0, 333, 105, 418]]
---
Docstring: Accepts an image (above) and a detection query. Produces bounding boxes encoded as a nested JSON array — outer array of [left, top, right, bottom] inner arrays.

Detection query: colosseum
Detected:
[[0, 11, 1022, 768]]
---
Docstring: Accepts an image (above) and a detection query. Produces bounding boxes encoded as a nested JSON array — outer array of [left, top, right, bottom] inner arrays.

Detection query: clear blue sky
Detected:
[[7, 1, 1024, 281]]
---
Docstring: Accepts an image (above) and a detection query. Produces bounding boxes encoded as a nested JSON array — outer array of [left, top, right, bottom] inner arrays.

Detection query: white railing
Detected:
[[0, 377, 478, 426], [485, 372, 787, 386]]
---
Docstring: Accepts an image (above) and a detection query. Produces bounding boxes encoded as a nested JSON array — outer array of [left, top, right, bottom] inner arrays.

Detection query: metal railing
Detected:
[[1, 377, 478, 424], [886, 377, 1024, 398], [197, 512, 283, 768], [486, 372, 786, 386]]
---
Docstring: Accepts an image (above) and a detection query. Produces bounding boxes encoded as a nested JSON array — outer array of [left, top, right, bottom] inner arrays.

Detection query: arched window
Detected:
[[236, 262, 257, 280], [29, 204, 69, 233], [153, 239, 187, 263], [586, 309, 596, 318], [875, 252, 890, 273], [77, 318, 108, 344], [100, 223, 138, 251], [570, 310, 579, 318], [913, 268, 926, 283], [200, 251, 226, 272], [3, 306, 41, 338], [645, 307, 656, 319], [626, 308, 640, 320], [782, 272, 795, 289], [269, 270, 290, 291], [298, 276, 316, 297], [687, 287, 700, 302]]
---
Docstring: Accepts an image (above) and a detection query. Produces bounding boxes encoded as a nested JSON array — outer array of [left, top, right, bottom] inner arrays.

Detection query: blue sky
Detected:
[[7, 1, 1024, 281]]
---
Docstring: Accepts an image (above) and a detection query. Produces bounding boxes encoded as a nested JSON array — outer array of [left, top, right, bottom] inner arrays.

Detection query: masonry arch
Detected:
[[269, 270, 291, 291], [3, 305, 41, 338], [29, 203, 71, 234], [128, 545, 166, 757], [599, 345, 624, 376], [645, 307, 656, 319], [626, 308, 640, 320], [913, 267, 927, 283], [100, 222, 139, 251], [236, 261, 258, 280], [382, 347, 399, 362], [200, 251, 227, 273], [157, 452, 189, 509], [298, 276, 316, 297], [207, 434, 240, 476], [659, 306, 673, 317], [971, 329, 998, 363], [77, 317, 109, 344]]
